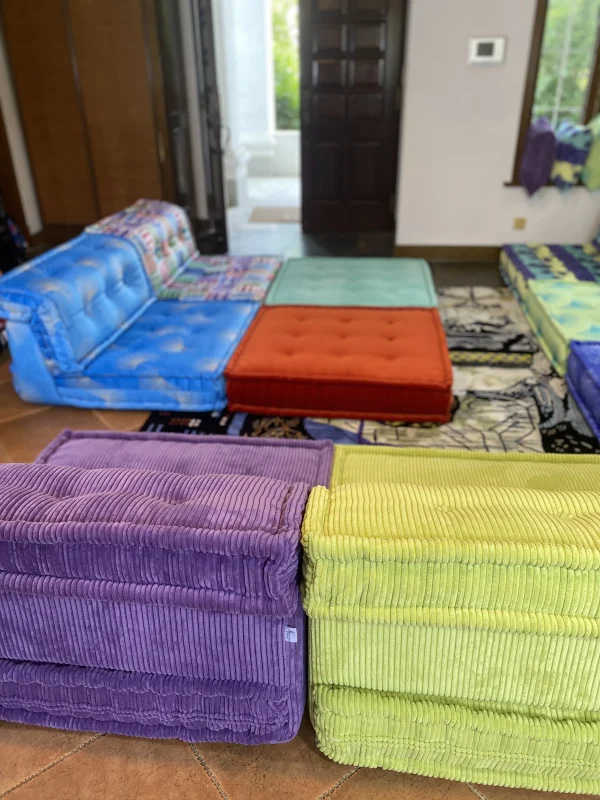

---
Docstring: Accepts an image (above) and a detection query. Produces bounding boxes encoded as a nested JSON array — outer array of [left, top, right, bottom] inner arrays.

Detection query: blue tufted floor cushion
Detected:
[[567, 342, 600, 439], [54, 301, 258, 410]]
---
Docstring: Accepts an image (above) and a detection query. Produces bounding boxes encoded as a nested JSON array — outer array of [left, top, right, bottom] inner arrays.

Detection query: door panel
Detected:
[[68, 0, 163, 217], [301, 0, 404, 232], [0, 0, 98, 225]]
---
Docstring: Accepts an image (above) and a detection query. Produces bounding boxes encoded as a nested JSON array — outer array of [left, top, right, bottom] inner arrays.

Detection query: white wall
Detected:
[[395, 0, 600, 247], [0, 27, 41, 235]]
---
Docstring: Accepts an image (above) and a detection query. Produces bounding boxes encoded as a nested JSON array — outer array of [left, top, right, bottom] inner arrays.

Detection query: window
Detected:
[[511, 0, 600, 182], [272, 0, 300, 131]]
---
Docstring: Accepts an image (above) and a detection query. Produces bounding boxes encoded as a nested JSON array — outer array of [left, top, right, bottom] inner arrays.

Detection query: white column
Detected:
[[230, 0, 276, 177], [0, 27, 42, 234], [212, 0, 251, 207]]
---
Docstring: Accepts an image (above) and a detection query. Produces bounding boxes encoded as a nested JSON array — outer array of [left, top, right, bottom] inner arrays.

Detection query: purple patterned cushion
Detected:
[[36, 429, 333, 487], [519, 117, 556, 196]]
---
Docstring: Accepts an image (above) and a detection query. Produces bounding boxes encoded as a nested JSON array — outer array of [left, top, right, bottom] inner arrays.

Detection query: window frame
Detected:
[[509, 0, 600, 185]]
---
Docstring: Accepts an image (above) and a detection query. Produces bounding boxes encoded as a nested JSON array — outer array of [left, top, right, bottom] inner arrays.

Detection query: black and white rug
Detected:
[[142, 287, 600, 455]]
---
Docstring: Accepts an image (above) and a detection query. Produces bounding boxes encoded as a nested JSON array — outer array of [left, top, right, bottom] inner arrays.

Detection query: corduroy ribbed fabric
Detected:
[[0, 578, 300, 682], [330, 445, 600, 489], [312, 687, 600, 794], [0, 607, 305, 744], [302, 465, 600, 792], [37, 429, 333, 487], [0, 460, 314, 743], [0, 464, 308, 616]]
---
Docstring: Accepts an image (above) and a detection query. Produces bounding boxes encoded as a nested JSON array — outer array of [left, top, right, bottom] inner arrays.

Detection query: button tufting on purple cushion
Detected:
[[0, 433, 333, 744]]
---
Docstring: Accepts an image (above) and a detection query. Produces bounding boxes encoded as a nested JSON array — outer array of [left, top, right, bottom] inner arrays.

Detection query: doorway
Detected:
[[211, 0, 405, 246]]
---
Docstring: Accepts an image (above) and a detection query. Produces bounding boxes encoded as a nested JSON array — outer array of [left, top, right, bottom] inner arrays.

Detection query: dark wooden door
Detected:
[[300, 0, 405, 232]]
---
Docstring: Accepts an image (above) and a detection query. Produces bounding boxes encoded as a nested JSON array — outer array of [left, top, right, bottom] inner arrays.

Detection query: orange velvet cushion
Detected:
[[225, 307, 452, 422]]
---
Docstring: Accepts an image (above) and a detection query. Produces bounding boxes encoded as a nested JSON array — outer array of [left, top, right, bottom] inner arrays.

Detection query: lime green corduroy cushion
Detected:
[[330, 444, 600, 488], [312, 687, 600, 794], [303, 482, 600, 711], [303, 466, 600, 791]]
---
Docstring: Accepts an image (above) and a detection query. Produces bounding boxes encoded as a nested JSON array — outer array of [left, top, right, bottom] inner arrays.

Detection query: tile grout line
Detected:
[[0, 405, 50, 427], [466, 783, 490, 800], [188, 743, 229, 800], [317, 767, 361, 800], [0, 733, 105, 798], [92, 409, 110, 429]]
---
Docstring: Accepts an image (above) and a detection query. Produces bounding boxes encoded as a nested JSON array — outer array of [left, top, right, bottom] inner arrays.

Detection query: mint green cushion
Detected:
[[265, 258, 437, 307]]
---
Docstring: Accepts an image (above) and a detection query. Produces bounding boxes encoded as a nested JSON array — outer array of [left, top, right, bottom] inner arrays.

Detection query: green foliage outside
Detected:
[[533, 0, 600, 125], [272, 0, 300, 130]]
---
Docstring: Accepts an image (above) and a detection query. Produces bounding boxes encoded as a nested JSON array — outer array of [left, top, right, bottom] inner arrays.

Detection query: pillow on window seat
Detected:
[[551, 121, 593, 190], [519, 117, 556, 196], [583, 114, 600, 191]]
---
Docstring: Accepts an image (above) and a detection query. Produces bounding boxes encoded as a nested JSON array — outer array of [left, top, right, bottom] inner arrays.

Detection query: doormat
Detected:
[[140, 287, 600, 456], [249, 207, 300, 223]]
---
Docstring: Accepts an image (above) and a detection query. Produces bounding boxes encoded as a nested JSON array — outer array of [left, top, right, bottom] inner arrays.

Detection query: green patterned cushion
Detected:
[[525, 280, 600, 375]]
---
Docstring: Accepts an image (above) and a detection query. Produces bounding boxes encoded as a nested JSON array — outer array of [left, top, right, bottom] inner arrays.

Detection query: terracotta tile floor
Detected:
[[0, 352, 597, 799]]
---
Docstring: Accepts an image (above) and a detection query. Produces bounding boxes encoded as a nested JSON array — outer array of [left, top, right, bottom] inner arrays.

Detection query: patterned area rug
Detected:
[[141, 287, 600, 455]]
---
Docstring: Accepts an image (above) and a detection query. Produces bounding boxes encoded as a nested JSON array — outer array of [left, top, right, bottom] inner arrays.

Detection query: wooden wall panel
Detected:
[[68, 0, 162, 216], [0, 0, 98, 225]]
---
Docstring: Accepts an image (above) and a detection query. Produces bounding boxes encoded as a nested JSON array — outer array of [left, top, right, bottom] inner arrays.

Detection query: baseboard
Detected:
[[394, 245, 501, 263]]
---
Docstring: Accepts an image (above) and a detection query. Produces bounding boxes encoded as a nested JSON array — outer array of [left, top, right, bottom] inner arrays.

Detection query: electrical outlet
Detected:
[[513, 217, 527, 231]]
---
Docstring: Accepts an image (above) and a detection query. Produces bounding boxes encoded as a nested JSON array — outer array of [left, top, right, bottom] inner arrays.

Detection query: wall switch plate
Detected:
[[513, 217, 527, 231], [468, 37, 506, 65]]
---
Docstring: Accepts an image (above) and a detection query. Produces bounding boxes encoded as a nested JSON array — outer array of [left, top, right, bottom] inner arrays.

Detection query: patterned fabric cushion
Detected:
[[582, 114, 600, 190], [519, 117, 556, 196], [158, 256, 282, 302], [226, 306, 452, 422], [0, 234, 152, 374], [265, 257, 438, 307], [551, 121, 593, 190], [55, 301, 258, 410], [87, 199, 197, 292], [500, 244, 600, 307], [567, 341, 600, 440], [591, 223, 600, 252], [525, 280, 600, 375]]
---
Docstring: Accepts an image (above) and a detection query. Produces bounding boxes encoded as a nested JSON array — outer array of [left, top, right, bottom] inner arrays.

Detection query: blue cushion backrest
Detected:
[[0, 233, 153, 374]]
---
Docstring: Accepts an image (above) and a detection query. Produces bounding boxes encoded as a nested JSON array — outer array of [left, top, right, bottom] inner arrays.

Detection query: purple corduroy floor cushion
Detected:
[[36, 429, 334, 487], [0, 463, 311, 743]]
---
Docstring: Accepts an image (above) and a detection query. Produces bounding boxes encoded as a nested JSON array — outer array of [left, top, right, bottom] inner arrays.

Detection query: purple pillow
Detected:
[[519, 117, 557, 196]]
